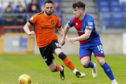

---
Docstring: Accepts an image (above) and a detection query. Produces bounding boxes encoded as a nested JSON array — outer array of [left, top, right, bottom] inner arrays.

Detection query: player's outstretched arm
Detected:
[[69, 29, 92, 42], [23, 22, 35, 35]]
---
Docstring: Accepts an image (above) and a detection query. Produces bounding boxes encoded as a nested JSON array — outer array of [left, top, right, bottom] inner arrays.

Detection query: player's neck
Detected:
[[44, 12, 52, 17], [79, 12, 86, 21]]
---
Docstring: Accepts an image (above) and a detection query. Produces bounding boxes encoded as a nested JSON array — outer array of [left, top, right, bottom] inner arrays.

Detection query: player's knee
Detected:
[[50, 67, 57, 72], [98, 61, 105, 65], [58, 52, 67, 60], [49, 63, 57, 72], [83, 62, 89, 68], [97, 58, 105, 65]]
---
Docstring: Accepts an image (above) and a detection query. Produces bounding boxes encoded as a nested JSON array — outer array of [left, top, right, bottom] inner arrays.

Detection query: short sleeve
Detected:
[[85, 16, 94, 30], [29, 14, 38, 24], [56, 17, 61, 28], [68, 18, 74, 27]]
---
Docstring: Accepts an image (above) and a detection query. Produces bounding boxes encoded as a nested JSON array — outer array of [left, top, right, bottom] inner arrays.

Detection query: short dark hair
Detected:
[[44, 0, 53, 5], [72, 1, 85, 10]]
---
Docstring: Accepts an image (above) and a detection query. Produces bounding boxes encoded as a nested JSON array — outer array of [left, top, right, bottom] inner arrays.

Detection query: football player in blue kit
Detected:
[[60, 1, 118, 84]]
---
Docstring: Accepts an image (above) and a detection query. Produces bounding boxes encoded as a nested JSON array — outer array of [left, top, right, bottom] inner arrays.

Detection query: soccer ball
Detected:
[[18, 74, 31, 84]]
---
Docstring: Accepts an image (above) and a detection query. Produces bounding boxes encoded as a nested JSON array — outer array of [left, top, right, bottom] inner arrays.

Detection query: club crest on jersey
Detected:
[[88, 22, 93, 25], [75, 22, 78, 25], [51, 20, 55, 24]]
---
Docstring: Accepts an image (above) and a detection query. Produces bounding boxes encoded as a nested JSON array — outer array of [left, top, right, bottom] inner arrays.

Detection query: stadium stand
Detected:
[[27, 0, 40, 13], [3, 6, 16, 25], [53, 1, 62, 22], [0, 0, 62, 36], [0, 0, 125, 34], [61, 0, 98, 31], [96, 0, 126, 29]]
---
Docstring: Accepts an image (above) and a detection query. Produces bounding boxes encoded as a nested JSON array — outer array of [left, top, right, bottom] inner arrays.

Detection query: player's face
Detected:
[[73, 7, 82, 18], [44, 3, 54, 16]]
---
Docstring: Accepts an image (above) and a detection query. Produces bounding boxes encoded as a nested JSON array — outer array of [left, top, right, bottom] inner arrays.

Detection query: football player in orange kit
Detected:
[[23, 0, 85, 80]]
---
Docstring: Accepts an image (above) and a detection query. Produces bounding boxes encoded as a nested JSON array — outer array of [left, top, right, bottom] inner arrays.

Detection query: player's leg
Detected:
[[39, 46, 64, 80], [48, 60, 62, 71], [80, 50, 94, 68], [93, 44, 118, 84], [96, 57, 118, 84], [79, 46, 97, 78], [51, 40, 85, 78], [48, 60, 65, 80], [54, 48, 85, 78]]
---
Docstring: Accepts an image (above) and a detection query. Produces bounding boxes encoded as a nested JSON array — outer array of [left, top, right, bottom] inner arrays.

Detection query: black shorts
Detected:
[[39, 40, 61, 66]]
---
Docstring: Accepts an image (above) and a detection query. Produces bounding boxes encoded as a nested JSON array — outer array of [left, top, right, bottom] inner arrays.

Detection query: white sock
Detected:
[[60, 66, 63, 71], [111, 79, 118, 84], [73, 69, 78, 74]]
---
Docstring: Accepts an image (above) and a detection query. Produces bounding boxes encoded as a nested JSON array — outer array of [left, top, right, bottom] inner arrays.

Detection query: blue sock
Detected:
[[101, 63, 114, 80], [84, 62, 94, 68]]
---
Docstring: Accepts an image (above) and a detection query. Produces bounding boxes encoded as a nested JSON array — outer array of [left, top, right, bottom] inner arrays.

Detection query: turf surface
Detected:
[[0, 54, 126, 84]]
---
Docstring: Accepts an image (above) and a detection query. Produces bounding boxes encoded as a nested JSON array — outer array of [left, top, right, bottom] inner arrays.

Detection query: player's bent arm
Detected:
[[60, 24, 71, 46], [58, 25, 70, 40], [62, 24, 71, 40], [75, 29, 92, 41], [23, 22, 33, 35]]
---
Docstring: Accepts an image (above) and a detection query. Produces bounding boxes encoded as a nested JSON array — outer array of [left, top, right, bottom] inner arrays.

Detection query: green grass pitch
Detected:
[[0, 54, 126, 84]]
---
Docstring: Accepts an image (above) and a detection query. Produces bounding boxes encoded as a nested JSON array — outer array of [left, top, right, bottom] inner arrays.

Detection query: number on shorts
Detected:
[[97, 45, 104, 53], [55, 42, 60, 47]]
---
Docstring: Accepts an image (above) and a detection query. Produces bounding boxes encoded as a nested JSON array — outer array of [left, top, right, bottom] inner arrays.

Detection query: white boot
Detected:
[[111, 79, 118, 84], [75, 71, 86, 78], [92, 63, 97, 78]]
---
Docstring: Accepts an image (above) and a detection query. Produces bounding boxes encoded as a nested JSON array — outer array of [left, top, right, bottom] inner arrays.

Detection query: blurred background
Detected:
[[0, 0, 126, 55]]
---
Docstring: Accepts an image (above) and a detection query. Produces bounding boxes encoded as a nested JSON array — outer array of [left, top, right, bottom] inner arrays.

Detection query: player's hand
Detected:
[[28, 31, 35, 35], [60, 38, 65, 46], [67, 38, 77, 45]]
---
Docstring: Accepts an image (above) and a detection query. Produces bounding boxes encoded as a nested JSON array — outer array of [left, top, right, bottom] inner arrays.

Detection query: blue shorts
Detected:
[[79, 43, 104, 59]]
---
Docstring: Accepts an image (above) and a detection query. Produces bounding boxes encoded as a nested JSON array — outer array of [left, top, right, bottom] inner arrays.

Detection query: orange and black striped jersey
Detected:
[[29, 12, 61, 48]]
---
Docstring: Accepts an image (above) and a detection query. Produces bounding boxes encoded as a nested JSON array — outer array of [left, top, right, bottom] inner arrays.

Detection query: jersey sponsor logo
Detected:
[[88, 22, 93, 26], [41, 27, 52, 29], [51, 20, 55, 24]]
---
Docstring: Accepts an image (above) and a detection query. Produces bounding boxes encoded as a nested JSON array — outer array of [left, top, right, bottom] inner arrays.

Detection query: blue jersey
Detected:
[[68, 14, 104, 58], [68, 13, 101, 45]]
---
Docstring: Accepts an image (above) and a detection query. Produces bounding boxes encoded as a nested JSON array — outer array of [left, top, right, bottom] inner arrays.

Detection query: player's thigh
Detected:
[[51, 40, 62, 55], [39, 47, 54, 66], [54, 48, 62, 56], [92, 44, 104, 57], [79, 46, 92, 65], [79, 46, 92, 59]]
